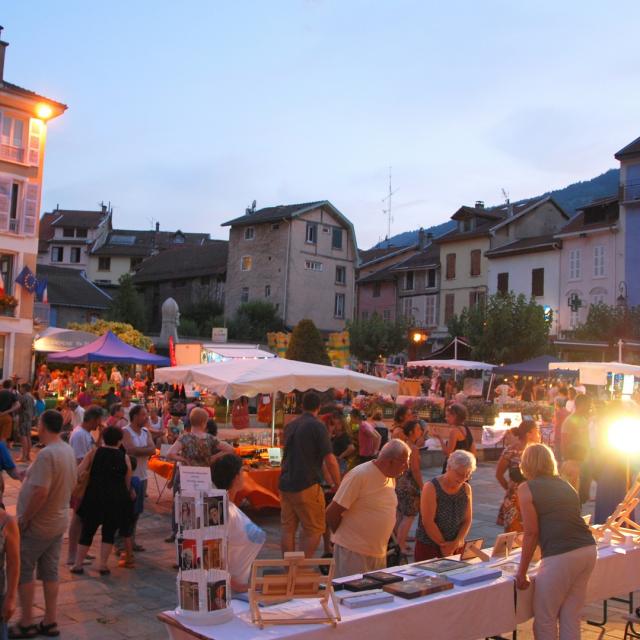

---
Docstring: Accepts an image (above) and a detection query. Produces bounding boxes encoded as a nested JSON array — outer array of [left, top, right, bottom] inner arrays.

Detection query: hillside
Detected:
[[374, 168, 619, 249]]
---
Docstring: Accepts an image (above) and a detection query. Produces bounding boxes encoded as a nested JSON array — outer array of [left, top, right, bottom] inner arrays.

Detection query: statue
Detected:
[[159, 297, 180, 347]]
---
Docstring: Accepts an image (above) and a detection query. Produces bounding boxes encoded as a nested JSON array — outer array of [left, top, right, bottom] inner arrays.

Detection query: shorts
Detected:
[[0, 415, 12, 441], [19, 532, 63, 584], [18, 420, 32, 438], [280, 484, 326, 538]]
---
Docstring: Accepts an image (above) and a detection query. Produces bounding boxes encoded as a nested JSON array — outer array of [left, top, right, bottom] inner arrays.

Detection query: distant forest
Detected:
[[373, 168, 619, 249]]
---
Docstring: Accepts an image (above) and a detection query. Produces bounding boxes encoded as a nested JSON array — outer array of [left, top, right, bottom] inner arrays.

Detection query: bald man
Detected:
[[165, 407, 234, 542]]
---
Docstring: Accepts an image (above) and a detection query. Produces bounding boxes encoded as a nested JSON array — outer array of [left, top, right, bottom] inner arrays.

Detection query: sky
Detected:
[[3, 1, 640, 248]]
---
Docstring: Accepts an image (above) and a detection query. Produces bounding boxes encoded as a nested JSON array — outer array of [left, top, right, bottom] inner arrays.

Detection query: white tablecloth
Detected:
[[161, 570, 516, 640]]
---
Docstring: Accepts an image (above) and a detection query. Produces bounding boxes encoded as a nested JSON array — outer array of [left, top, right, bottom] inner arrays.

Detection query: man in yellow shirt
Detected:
[[326, 440, 411, 577]]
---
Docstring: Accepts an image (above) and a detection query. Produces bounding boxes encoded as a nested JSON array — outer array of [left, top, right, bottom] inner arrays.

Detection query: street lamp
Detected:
[[617, 281, 628, 308], [35, 103, 53, 121]]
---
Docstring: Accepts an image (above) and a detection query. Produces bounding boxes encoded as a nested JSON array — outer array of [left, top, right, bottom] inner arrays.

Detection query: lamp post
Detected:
[[617, 281, 629, 362]]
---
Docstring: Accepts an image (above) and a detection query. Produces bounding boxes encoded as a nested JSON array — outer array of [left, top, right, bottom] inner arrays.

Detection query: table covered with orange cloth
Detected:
[[148, 452, 281, 510]]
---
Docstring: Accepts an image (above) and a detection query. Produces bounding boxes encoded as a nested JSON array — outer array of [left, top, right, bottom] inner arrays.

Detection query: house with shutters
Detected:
[[222, 201, 357, 332], [435, 196, 569, 335], [0, 29, 66, 380]]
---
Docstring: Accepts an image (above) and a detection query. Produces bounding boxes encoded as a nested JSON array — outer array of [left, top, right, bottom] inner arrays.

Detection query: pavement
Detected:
[[0, 449, 635, 639]]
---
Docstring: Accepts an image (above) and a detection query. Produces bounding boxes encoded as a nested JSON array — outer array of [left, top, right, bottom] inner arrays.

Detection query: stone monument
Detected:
[[159, 297, 180, 347]]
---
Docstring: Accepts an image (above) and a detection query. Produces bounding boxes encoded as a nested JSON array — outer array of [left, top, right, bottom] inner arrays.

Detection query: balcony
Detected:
[[622, 182, 640, 203], [0, 144, 25, 164], [33, 302, 50, 326]]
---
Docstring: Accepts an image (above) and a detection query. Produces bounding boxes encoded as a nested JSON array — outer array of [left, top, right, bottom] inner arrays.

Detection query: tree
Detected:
[[107, 273, 146, 331], [181, 300, 224, 338], [347, 313, 410, 363], [227, 301, 283, 342], [286, 319, 331, 365], [67, 319, 152, 350], [572, 303, 640, 341], [447, 292, 551, 364]]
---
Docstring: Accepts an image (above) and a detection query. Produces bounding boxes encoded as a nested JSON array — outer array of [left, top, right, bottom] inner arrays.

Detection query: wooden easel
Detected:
[[591, 477, 640, 543], [248, 552, 341, 629]]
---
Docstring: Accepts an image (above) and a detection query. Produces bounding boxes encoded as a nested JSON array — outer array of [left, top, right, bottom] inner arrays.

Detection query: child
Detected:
[[167, 414, 185, 444]]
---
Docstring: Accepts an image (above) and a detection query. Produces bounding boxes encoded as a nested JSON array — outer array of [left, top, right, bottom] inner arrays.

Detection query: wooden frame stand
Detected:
[[248, 552, 341, 629], [591, 477, 640, 544]]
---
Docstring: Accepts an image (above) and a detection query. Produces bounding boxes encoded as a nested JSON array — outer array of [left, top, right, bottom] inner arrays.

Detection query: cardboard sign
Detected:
[[179, 466, 213, 494]]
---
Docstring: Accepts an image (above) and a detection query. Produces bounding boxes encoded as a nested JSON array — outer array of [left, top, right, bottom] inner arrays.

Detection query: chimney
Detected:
[[426, 232, 433, 241], [418, 227, 426, 250], [0, 27, 7, 83], [155, 221, 160, 232], [475, 200, 485, 209]]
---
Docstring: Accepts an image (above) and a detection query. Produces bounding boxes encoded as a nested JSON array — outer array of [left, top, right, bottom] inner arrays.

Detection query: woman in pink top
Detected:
[[358, 412, 381, 464]]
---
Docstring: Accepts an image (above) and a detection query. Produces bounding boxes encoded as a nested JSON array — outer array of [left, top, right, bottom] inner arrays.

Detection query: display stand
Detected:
[[173, 468, 233, 626], [248, 552, 341, 629], [591, 477, 640, 544]]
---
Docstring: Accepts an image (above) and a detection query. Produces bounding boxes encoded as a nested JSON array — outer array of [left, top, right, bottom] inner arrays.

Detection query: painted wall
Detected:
[[87, 255, 134, 285], [358, 280, 397, 321], [621, 159, 640, 307]]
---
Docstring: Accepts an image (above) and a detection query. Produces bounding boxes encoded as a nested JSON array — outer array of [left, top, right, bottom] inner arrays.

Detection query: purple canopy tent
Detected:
[[47, 331, 170, 366]]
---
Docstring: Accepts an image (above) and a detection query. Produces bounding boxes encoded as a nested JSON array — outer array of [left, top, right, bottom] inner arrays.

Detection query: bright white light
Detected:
[[608, 418, 640, 454]]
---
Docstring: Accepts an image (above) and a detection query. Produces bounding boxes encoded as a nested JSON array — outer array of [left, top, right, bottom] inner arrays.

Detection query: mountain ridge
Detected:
[[372, 168, 619, 249]]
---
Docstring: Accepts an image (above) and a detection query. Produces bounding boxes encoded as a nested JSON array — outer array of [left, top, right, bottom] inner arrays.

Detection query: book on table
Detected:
[[362, 571, 404, 585], [341, 577, 384, 592], [414, 558, 470, 574], [382, 576, 453, 599]]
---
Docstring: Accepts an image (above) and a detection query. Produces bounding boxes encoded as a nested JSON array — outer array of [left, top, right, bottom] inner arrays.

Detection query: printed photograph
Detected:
[[207, 579, 227, 611], [204, 495, 225, 527], [178, 538, 199, 570], [202, 539, 223, 570], [178, 497, 197, 531], [179, 580, 200, 612]]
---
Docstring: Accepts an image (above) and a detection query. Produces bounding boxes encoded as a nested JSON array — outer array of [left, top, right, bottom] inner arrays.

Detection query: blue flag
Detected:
[[15, 266, 37, 293], [35, 277, 48, 301]]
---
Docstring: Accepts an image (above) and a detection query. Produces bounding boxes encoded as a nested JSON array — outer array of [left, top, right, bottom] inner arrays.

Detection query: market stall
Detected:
[[33, 327, 98, 353], [549, 361, 640, 398]]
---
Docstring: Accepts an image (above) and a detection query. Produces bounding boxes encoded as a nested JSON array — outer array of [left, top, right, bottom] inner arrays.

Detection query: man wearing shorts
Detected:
[[0, 380, 19, 443], [278, 392, 341, 557], [13, 410, 77, 638]]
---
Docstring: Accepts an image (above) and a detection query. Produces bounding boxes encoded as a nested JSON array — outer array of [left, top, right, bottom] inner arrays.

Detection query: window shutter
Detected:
[[497, 272, 509, 294], [446, 253, 456, 279], [0, 177, 11, 232], [470, 249, 481, 276], [532, 268, 544, 297], [28, 119, 42, 166], [444, 293, 455, 322], [22, 182, 39, 236]]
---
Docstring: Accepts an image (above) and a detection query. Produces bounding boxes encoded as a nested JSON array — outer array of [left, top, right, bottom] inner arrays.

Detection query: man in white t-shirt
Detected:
[[326, 439, 411, 577]]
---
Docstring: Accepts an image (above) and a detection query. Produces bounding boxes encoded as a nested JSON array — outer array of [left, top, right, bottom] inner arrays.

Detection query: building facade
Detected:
[[0, 31, 66, 379], [222, 201, 357, 333]]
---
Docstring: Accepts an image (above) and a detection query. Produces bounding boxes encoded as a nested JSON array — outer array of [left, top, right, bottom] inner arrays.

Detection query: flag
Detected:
[[0, 271, 5, 296], [35, 277, 48, 302], [15, 266, 37, 293]]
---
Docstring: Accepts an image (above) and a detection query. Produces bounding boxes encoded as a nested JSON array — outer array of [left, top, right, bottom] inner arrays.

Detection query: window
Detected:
[[372, 282, 381, 298], [306, 222, 318, 244], [405, 271, 415, 291], [425, 295, 437, 327], [1, 115, 25, 150], [531, 268, 545, 297], [0, 255, 14, 296], [98, 256, 111, 271], [332, 228, 343, 250], [51, 247, 64, 263], [241, 256, 252, 271], [497, 272, 509, 294], [264, 285, 271, 298], [305, 260, 323, 271], [244, 227, 255, 240], [271, 223, 279, 231], [569, 249, 581, 280], [445, 253, 456, 279], [335, 265, 346, 284], [70, 247, 81, 263], [241, 287, 249, 303], [9, 183, 19, 232], [63, 227, 74, 238], [469, 290, 486, 309], [361, 310, 369, 320], [470, 249, 481, 276], [383, 309, 391, 321], [444, 293, 455, 323], [403, 297, 413, 319], [590, 287, 607, 306], [76, 228, 88, 239], [426, 268, 436, 289], [334, 293, 345, 318], [593, 245, 606, 277], [570, 308, 580, 329]]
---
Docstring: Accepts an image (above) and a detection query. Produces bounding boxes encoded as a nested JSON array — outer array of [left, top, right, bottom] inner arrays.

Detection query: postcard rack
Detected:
[[248, 552, 341, 629]]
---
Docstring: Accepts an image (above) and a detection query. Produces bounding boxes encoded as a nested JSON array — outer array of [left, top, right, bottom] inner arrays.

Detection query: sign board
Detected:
[[463, 377, 484, 397], [211, 327, 228, 343], [179, 466, 213, 494]]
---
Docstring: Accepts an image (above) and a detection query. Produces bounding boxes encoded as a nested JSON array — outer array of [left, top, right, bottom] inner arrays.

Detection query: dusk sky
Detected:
[[4, 1, 640, 247]]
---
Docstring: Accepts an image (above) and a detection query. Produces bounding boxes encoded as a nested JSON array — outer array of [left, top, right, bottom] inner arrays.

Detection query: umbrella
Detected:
[[48, 331, 169, 366]]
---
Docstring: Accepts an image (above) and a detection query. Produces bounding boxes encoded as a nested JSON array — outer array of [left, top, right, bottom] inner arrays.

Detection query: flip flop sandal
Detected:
[[69, 567, 84, 575], [8, 624, 38, 638], [99, 568, 111, 576], [36, 622, 60, 637]]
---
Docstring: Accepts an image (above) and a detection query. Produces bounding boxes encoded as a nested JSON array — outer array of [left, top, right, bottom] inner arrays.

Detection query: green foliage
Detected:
[[572, 303, 640, 341], [347, 313, 411, 362], [286, 319, 331, 365], [178, 318, 200, 338], [181, 300, 224, 338], [107, 273, 146, 331], [447, 292, 551, 364], [67, 319, 152, 350], [227, 301, 283, 342]]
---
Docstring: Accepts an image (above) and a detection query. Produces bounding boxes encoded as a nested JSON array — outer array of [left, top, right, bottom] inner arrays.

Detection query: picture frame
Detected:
[[459, 538, 489, 561], [203, 495, 225, 527], [491, 532, 518, 559]]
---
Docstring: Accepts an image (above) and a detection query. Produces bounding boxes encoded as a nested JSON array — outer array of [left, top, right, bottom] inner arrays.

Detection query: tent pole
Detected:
[[486, 373, 494, 401], [271, 392, 276, 446]]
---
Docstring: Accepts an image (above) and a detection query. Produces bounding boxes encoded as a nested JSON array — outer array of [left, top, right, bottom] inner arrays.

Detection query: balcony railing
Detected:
[[623, 182, 640, 203], [0, 144, 25, 163], [33, 302, 50, 326]]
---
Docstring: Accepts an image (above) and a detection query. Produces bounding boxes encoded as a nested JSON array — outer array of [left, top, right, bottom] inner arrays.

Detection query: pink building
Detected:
[[357, 268, 398, 321], [555, 196, 622, 333]]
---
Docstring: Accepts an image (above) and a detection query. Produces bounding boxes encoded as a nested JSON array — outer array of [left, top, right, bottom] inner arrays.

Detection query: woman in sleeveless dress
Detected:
[[437, 403, 476, 473], [415, 449, 476, 561]]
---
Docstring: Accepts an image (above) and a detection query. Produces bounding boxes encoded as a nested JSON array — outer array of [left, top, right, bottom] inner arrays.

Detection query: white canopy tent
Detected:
[[407, 358, 495, 371], [549, 361, 640, 386], [154, 358, 398, 443]]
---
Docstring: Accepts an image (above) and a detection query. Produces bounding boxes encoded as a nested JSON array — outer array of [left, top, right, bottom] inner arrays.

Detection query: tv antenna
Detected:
[[382, 167, 399, 239]]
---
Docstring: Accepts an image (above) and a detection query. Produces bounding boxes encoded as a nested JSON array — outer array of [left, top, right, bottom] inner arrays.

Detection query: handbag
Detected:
[[71, 448, 97, 503]]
